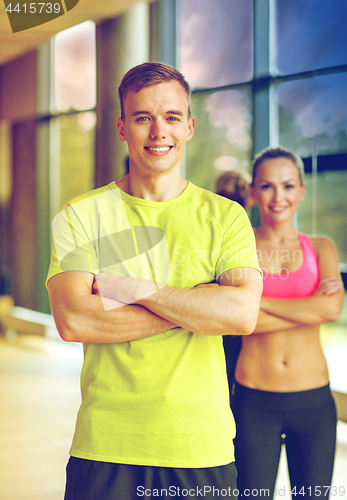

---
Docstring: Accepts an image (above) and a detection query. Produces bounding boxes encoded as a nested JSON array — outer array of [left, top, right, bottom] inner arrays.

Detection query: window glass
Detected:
[[186, 87, 252, 191], [297, 170, 347, 264], [179, 0, 253, 89], [276, 74, 347, 263], [52, 21, 96, 112], [275, 0, 347, 75], [275, 72, 347, 157], [51, 112, 96, 208]]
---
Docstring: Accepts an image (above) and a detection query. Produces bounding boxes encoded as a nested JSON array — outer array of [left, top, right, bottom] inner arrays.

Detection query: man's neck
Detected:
[[116, 171, 188, 202]]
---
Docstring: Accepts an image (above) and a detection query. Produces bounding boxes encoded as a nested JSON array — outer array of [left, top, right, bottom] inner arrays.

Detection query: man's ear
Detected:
[[186, 116, 195, 142], [116, 117, 127, 142]]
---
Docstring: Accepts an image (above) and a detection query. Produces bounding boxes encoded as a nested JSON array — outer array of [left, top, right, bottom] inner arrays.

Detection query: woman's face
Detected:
[[251, 157, 306, 222]]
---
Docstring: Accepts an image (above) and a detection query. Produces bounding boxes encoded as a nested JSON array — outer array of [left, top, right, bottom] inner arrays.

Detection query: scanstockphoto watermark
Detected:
[[3, 0, 79, 33], [137, 485, 347, 498], [137, 485, 240, 497]]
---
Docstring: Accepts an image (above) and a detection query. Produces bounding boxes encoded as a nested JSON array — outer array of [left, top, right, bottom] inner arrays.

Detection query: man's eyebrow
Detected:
[[130, 109, 185, 117], [166, 110, 184, 116], [131, 110, 151, 117]]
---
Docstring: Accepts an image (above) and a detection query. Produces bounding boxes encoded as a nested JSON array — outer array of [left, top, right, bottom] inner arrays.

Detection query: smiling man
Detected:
[[46, 62, 262, 500]]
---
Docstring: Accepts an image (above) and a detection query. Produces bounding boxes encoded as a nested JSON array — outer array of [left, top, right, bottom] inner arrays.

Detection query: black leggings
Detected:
[[232, 383, 337, 499]]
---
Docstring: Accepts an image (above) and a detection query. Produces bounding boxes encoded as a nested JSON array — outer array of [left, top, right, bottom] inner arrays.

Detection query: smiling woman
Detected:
[[231, 146, 344, 499]]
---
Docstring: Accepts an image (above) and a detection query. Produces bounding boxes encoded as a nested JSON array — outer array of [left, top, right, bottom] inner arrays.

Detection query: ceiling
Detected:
[[0, 0, 149, 67]]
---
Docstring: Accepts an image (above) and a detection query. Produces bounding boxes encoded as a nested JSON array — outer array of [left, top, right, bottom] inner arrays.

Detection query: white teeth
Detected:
[[146, 147, 170, 152]]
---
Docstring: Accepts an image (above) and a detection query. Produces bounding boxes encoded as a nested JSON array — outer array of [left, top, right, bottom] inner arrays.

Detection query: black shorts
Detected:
[[64, 457, 238, 500]]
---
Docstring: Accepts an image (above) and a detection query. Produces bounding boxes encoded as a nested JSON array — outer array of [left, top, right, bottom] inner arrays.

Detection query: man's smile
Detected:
[[144, 146, 173, 153]]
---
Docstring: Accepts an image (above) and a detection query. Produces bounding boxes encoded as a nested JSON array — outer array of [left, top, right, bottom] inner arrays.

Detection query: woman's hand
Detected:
[[314, 277, 344, 296]]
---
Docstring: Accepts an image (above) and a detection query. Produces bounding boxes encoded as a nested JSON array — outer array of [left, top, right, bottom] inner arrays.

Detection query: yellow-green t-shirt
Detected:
[[46, 181, 261, 468]]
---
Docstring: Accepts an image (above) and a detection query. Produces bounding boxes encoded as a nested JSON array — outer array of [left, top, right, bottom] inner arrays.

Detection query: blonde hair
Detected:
[[216, 171, 250, 208], [252, 147, 305, 185]]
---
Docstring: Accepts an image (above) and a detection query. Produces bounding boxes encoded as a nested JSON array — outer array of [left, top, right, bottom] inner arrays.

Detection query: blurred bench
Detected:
[[332, 390, 347, 423], [0, 295, 14, 317], [0, 297, 59, 340]]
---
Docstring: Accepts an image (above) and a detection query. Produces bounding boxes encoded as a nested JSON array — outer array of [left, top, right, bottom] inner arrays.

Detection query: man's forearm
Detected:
[[57, 299, 177, 344], [139, 282, 260, 336], [94, 268, 263, 337], [48, 273, 177, 344], [139, 286, 230, 335]]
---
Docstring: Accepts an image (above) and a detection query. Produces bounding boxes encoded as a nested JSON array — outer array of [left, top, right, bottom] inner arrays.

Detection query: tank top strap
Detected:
[[297, 232, 318, 268]]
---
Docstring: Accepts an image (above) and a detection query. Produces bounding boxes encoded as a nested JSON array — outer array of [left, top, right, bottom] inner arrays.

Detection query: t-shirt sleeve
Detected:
[[46, 203, 98, 286], [215, 203, 261, 279]]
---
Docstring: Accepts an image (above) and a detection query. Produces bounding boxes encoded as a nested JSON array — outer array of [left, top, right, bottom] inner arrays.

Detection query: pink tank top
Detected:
[[261, 232, 320, 299]]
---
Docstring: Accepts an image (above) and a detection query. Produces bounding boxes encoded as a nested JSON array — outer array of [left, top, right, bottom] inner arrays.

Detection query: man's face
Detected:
[[117, 81, 195, 176]]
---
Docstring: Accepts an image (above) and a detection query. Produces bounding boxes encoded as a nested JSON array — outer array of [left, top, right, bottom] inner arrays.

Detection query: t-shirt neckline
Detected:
[[107, 181, 193, 208]]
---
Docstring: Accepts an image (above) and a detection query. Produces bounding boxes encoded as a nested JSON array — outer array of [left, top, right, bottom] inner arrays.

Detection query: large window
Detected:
[[52, 20, 96, 113], [50, 112, 96, 208], [186, 88, 252, 191], [275, 0, 347, 75], [274, 42, 347, 265], [42, 21, 97, 218], [34, 21, 97, 312], [276, 72, 347, 157], [179, 0, 254, 190], [179, 0, 347, 268], [179, 0, 253, 88]]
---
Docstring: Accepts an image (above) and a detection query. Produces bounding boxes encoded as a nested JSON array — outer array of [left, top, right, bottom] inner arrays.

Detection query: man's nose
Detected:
[[150, 119, 167, 139]]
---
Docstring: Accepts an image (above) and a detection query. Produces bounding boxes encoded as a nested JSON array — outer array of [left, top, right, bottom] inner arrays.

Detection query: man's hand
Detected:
[[47, 271, 178, 343], [93, 273, 165, 305], [138, 267, 262, 336], [194, 282, 220, 289], [91, 268, 262, 336]]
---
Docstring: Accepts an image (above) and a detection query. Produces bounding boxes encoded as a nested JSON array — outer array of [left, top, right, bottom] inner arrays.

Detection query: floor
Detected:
[[0, 333, 346, 500], [0, 335, 83, 500]]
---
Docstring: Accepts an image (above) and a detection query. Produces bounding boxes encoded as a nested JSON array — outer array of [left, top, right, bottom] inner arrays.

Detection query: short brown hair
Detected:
[[118, 62, 191, 120], [216, 171, 250, 208], [252, 147, 305, 186]]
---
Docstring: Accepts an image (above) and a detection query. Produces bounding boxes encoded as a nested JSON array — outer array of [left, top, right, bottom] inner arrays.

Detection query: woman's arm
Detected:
[[260, 237, 344, 326], [252, 309, 299, 334]]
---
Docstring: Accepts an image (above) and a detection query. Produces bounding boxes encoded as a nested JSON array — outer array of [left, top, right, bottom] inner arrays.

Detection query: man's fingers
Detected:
[[194, 282, 219, 289], [92, 276, 100, 295]]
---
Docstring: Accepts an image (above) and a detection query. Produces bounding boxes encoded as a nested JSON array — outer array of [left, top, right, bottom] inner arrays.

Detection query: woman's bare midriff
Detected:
[[235, 325, 330, 392]]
